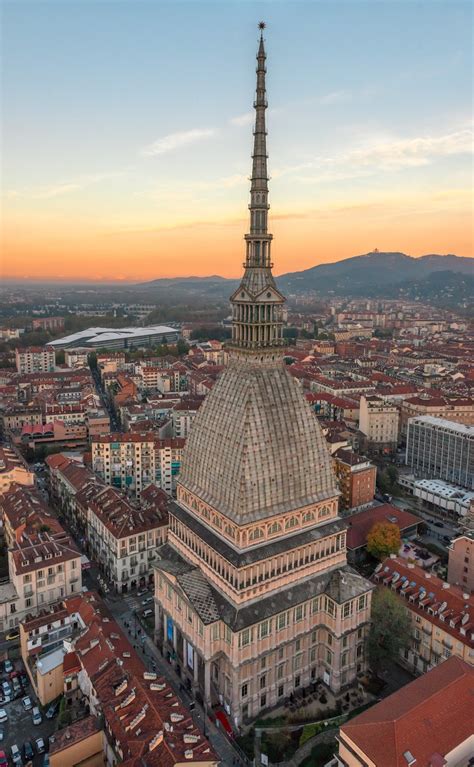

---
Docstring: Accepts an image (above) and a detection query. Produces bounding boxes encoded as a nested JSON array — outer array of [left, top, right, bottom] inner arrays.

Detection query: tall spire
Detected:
[[230, 24, 286, 355]]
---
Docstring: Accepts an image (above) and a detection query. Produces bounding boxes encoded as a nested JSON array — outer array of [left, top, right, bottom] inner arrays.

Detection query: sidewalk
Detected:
[[111, 604, 247, 767]]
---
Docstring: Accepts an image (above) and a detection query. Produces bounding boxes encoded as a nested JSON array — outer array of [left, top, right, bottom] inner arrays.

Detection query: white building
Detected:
[[406, 416, 474, 490], [15, 346, 55, 374]]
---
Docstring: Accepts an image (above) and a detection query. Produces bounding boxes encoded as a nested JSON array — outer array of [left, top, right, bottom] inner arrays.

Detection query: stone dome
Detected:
[[178, 359, 338, 525]]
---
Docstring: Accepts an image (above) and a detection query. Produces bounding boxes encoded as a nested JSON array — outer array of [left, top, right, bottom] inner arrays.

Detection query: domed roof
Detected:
[[178, 360, 338, 525]]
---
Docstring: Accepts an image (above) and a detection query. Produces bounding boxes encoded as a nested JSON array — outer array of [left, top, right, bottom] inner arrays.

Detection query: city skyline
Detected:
[[2, 1, 473, 281]]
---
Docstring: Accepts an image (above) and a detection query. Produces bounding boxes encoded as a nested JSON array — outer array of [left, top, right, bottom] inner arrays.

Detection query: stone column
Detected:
[[204, 660, 211, 708]]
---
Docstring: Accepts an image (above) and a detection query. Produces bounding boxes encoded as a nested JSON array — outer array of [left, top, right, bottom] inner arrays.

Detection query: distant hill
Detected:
[[137, 252, 473, 300], [277, 252, 473, 295]]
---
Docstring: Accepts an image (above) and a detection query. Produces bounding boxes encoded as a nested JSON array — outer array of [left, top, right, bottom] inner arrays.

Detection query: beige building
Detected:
[[154, 31, 373, 729], [359, 394, 399, 454], [49, 717, 105, 767], [15, 345, 55, 374], [448, 529, 474, 592], [0, 446, 35, 494], [400, 395, 474, 440], [373, 557, 474, 674]]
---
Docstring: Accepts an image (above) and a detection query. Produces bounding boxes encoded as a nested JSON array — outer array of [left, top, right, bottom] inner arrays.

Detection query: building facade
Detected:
[[91, 433, 184, 497], [372, 557, 474, 674], [359, 395, 399, 454], [333, 449, 376, 512], [15, 346, 56, 374], [406, 416, 474, 489], [153, 29, 373, 728]]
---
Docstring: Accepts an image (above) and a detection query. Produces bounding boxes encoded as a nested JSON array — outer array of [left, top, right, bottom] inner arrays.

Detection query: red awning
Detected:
[[216, 709, 233, 737]]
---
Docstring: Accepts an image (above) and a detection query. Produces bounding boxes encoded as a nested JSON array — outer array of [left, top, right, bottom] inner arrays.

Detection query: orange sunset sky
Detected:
[[2, 2, 472, 282]]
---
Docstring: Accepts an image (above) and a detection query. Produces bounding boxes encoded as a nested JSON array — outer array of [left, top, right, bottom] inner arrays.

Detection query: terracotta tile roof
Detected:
[[340, 657, 474, 767], [49, 715, 101, 755], [373, 557, 474, 648], [346, 505, 420, 550]]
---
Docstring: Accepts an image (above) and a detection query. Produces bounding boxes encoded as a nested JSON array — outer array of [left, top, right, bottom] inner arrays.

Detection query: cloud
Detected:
[[5, 172, 126, 200], [229, 112, 254, 127], [273, 127, 473, 184], [141, 128, 215, 157]]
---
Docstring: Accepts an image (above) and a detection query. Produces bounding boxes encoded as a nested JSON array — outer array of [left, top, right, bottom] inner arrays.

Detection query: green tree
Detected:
[[386, 464, 398, 487], [367, 522, 401, 560], [176, 339, 189, 356], [367, 588, 411, 672]]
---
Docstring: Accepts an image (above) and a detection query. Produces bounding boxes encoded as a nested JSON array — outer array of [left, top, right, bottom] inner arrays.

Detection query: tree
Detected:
[[386, 464, 398, 487], [176, 339, 189, 356], [366, 522, 401, 560], [367, 588, 411, 672]]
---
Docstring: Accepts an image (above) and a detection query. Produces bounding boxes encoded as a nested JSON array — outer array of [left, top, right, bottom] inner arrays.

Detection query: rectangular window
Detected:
[[325, 597, 335, 617], [260, 693, 266, 708], [358, 594, 366, 611], [295, 639, 301, 652], [259, 675, 266, 689], [241, 684, 248, 698], [294, 605, 304, 623], [277, 612, 288, 631], [239, 629, 251, 648], [277, 664, 284, 680], [311, 597, 319, 614], [278, 685, 284, 698], [343, 601, 353, 619], [212, 624, 219, 641]]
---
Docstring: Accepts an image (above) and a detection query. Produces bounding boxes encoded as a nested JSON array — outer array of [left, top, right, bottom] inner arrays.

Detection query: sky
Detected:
[[2, 0, 472, 282]]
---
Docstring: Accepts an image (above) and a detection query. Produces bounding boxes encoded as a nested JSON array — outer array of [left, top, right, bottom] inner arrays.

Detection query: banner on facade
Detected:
[[187, 641, 194, 670]]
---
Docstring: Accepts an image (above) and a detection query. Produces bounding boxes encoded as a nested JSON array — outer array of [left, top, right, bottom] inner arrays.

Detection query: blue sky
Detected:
[[2, 0, 472, 280]]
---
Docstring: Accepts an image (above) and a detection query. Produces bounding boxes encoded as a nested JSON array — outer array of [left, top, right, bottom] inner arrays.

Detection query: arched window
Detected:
[[268, 521, 282, 535], [285, 517, 299, 531], [249, 527, 264, 541]]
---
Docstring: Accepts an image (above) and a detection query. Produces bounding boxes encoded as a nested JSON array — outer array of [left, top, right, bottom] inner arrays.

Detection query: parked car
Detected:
[[142, 609, 153, 618], [20, 673, 29, 689], [22, 696, 32, 711], [45, 699, 60, 719], [1, 682, 11, 699], [5, 629, 19, 641], [11, 677, 21, 697], [0, 727, 4, 742], [137, 588, 148, 597], [141, 597, 153, 606], [10, 744, 22, 766], [0, 712, 6, 725], [0, 751, 7, 767], [0, 696, 11, 707], [23, 742, 34, 762], [442, 535, 451, 544], [32, 706, 42, 725], [2, 661, 13, 675], [34, 738, 46, 755], [433, 521, 444, 528], [43, 754, 50, 767]]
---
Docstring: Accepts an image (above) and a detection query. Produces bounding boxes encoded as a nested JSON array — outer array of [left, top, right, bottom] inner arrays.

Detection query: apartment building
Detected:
[[0, 485, 82, 630], [85, 485, 168, 593], [359, 395, 399, 454], [448, 529, 474, 592], [171, 397, 204, 438], [372, 557, 474, 674], [400, 395, 474, 441], [15, 346, 56, 374], [333, 448, 376, 512], [91, 433, 184, 496], [406, 416, 474, 489]]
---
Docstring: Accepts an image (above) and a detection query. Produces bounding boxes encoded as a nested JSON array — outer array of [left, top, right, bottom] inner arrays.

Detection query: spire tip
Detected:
[[258, 21, 266, 32]]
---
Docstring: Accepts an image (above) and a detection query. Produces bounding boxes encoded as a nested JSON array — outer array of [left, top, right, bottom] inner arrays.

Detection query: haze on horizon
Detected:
[[2, 1, 472, 282]]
